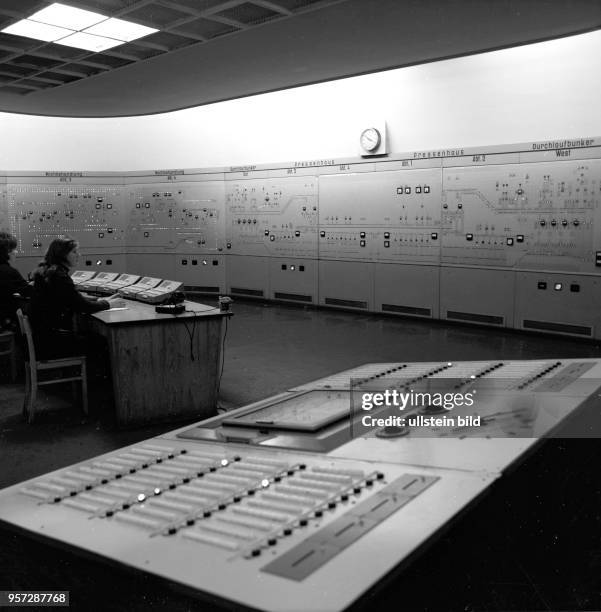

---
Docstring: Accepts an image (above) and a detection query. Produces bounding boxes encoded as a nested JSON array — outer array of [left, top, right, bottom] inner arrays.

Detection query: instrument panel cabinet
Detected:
[[514, 271, 600, 338], [318, 260, 374, 311], [125, 253, 176, 281], [227, 254, 270, 299], [269, 257, 318, 305], [176, 254, 226, 294], [440, 266, 515, 328], [374, 263, 439, 318]]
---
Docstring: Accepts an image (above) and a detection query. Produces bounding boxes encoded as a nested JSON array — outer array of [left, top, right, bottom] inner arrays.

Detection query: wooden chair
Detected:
[[0, 330, 17, 382], [15, 309, 88, 423]]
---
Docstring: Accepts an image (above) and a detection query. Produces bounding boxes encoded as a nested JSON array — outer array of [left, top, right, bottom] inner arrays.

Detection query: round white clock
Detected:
[[360, 127, 381, 152]]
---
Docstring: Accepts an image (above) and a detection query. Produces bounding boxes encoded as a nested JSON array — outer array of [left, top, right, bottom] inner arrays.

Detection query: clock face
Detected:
[[360, 127, 381, 152]]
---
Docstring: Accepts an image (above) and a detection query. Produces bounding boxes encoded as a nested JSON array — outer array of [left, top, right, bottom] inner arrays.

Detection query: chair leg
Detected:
[[28, 368, 37, 424], [22, 366, 31, 419], [81, 361, 88, 416]]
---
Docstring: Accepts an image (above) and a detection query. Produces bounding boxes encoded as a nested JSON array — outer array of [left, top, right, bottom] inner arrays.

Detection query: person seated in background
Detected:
[[29, 237, 121, 359], [0, 231, 33, 331]]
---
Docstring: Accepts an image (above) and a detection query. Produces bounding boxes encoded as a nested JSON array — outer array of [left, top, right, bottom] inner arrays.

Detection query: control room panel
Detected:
[[1, 138, 601, 337]]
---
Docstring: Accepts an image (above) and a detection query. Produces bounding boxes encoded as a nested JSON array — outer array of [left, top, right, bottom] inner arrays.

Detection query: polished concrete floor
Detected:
[[1, 299, 600, 611]]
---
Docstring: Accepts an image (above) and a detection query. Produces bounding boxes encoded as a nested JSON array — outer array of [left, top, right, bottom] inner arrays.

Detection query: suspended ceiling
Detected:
[[0, 0, 600, 117]]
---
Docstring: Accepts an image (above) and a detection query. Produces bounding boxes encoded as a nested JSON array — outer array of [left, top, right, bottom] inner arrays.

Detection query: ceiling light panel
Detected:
[[1, 19, 74, 42], [28, 3, 108, 31], [83, 18, 157, 42], [55, 32, 123, 52]]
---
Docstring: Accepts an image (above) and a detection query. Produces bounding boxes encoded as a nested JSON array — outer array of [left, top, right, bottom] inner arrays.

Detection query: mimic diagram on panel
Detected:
[[6, 184, 125, 256], [226, 177, 318, 257], [318, 169, 442, 263], [441, 159, 601, 271], [125, 182, 225, 253]]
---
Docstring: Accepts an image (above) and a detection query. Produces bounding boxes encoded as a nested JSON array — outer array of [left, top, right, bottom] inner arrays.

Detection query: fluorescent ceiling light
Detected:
[[55, 32, 123, 52], [83, 18, 157, 42], [1, 19, 74, 42], [28, 3, 107, 31], [0, 2, 158, 51]]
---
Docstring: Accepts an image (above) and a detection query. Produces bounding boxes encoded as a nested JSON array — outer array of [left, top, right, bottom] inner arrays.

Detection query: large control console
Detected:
[[0, 359, 599, 611]]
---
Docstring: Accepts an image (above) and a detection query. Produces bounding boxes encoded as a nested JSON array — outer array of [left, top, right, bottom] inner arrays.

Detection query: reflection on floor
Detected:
[[1, 299, 600, 611]]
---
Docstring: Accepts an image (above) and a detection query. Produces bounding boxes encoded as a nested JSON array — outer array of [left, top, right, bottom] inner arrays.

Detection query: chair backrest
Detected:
[[16, 309, 36, 364]]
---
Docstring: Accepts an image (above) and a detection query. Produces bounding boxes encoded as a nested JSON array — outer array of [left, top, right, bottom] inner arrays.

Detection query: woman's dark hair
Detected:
[[0, 231, 18, 264], [41, 238, 78, 268]]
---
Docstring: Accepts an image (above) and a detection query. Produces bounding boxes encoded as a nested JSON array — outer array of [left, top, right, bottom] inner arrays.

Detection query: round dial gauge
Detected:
[[360, 127, 381, 152]]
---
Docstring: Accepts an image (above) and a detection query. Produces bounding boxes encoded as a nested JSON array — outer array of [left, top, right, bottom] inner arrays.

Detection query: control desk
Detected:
[[0, 359, 599, 610]]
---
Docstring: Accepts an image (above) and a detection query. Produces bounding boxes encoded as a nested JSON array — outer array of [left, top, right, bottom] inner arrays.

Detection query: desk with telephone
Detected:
[[75, 270, 230, 427]]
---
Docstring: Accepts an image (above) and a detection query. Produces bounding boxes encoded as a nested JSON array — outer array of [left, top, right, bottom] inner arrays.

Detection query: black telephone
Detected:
[[155, 291, 186, 314]]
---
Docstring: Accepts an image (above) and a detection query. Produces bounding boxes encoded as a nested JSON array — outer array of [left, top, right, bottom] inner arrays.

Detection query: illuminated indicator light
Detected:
[[360, 240, 366, 247], [290, 265, 295, 271], [202, 260, 208, 265], [447, 362, 453, 366], [137, 493, 146, 502], [384, 241, 390, 248], [424, 186, 430, 193], [261, 479, 270, 488], [153, 488, 161, 495], [270, 235, 275, 241], [96, 260, 102, 265], [554, 283, 562, 291], [470, 375, 476, 379], [396, 188, 403, 195], [416, 186, 422, 194], [404, 187, 411, 194], [506, 238, 514, 246], [221, 459, 229, 466]]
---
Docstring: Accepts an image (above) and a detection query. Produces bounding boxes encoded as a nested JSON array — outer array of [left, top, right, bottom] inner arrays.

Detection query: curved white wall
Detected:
[[1, 29, 600, 171]]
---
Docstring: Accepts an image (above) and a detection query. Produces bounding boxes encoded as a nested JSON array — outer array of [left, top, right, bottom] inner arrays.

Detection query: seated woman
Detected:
[[29, 238, 119, 359], [0, 231, 33, 331]]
